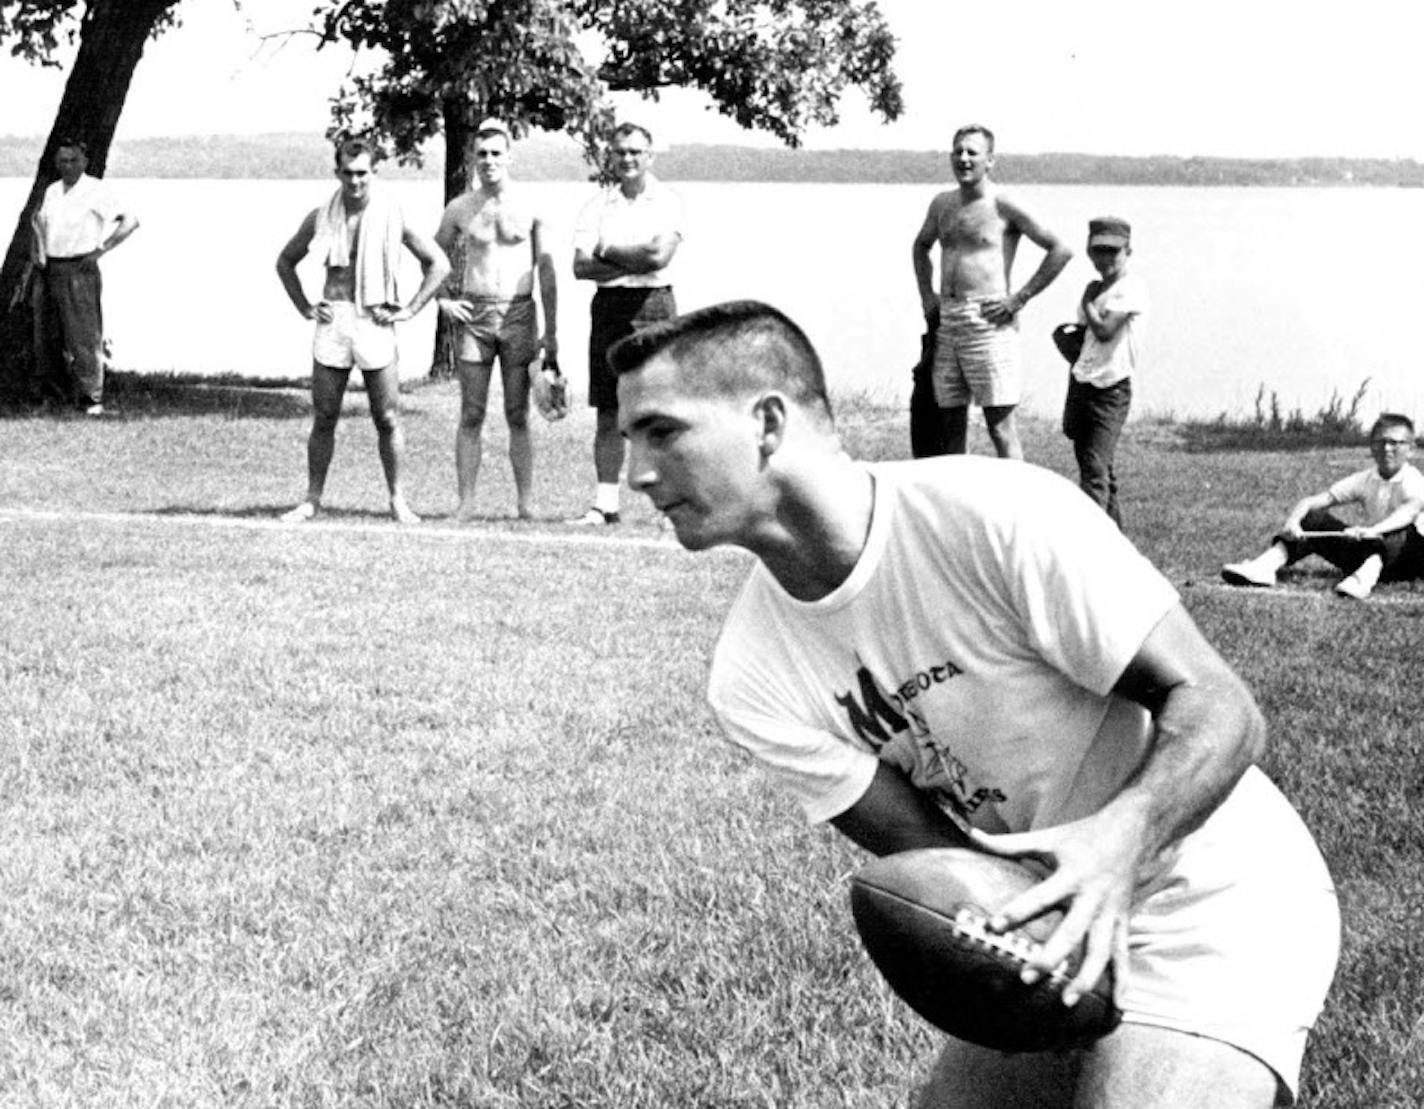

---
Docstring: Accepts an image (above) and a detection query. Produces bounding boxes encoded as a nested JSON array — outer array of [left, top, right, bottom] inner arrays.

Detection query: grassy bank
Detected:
[[0, 381, 1420, 1107]]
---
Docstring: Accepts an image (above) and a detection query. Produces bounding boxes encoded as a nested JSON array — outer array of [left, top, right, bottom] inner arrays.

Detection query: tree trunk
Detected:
[[428, 98, 480, 380], [0, 0, 180, 394]]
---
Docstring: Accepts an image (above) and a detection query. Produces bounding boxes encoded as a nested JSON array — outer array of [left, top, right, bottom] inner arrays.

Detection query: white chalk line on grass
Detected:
[[1182, 577, 1424, 608], [0, 506, 733, 557]]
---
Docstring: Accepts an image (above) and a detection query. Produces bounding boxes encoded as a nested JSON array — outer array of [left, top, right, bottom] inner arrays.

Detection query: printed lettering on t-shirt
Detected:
[[832, 657, 1006, 820]]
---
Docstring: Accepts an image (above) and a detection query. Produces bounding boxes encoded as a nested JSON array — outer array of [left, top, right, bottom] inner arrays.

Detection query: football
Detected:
[[849, 847, 1121, 1053]]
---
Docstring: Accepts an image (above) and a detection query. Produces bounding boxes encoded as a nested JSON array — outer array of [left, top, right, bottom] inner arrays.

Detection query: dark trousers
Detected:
[[1278, 508, 1424, 580], [910, 330, 954, 458], [34, 256, 105, 406], [587, 286, 677, 410], [1063, 375, 1132, 526]]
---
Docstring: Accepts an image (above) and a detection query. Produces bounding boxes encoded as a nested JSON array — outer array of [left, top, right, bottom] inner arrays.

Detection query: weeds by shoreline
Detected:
[[1179, 378, 1373, 452]]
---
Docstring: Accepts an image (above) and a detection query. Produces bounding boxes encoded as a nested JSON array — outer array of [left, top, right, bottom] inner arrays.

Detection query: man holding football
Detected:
[[611, 300, 1338, 1108]]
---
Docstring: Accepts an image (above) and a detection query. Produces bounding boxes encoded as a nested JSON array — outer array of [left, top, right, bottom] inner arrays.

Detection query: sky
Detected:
[[1, 0, 1421, 160]]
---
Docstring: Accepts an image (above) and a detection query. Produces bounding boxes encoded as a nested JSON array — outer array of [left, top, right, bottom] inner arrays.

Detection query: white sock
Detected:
[[595, 483, 621, 514]]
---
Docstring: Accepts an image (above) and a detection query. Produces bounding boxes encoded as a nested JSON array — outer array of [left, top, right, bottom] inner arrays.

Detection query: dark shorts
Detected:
[[588, 286, 677, 410]]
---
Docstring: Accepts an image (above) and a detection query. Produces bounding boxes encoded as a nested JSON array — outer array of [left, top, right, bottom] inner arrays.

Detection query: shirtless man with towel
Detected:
[[276, 136, 449, 524]]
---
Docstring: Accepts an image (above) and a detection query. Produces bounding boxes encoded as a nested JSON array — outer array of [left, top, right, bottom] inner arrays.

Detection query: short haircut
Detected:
[[1370, 412, 1415, 440], [952, 123, 996, 153], [56, 138, 88, 157], [608, 300, 834, 423], [612, 122, 653, 148], [333, 135, 382, 168], [476, 120, 512, 147]]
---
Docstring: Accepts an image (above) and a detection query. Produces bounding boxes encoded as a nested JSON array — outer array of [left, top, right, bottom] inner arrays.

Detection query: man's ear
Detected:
[[755, 393, 789, 457]]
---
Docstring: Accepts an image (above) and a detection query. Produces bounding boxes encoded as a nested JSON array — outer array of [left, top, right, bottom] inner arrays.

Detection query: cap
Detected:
[[475, 118, 511, 138], [1087, 216, 1131, 249]]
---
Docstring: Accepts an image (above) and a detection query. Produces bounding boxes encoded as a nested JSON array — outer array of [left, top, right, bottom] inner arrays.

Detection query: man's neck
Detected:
[[752, 456, 874, 602], [619, 175, 648, 199], [957, 179, 991, 203]]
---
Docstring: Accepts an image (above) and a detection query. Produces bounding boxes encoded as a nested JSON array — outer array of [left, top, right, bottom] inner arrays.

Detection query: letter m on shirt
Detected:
[[834, 667, 908, 751]]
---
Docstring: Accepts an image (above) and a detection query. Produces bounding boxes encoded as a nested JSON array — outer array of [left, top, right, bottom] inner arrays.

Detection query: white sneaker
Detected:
[[567, 507, 620, 526], [1335, 554, 1382, 600], [1221, 555, 1277, 588]]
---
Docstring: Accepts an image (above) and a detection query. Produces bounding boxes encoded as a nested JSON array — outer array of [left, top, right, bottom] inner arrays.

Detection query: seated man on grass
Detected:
[[1222, 412, 1424, 599]]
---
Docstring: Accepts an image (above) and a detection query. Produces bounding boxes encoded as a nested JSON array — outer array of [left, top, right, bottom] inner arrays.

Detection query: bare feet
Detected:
[[454, 502, 481, 525], [281, 501, 318, 523], [390, 496, 421, 525]]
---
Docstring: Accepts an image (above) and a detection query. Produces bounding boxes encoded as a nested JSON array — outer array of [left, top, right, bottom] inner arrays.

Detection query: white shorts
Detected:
[[933, 296, 1021, 407], [1118, 768, 1340, 1104], [312, 301, 397, 371]]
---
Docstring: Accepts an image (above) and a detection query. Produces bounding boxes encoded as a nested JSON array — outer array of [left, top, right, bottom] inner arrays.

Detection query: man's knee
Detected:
[[1079, 1025, 1279, 1108], [504, 403, 530, 432], [460, 400, 490, 431], [914, 1039, 1077, 1109], [370, 404, 401, 435]]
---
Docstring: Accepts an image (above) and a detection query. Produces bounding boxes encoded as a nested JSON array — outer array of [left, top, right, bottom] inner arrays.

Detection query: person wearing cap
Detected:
[[434, 119, 559, 521], [568, 122, 685, 526], [912, 124, 1071, 460], [1062, 216, 1148, 525], [27, 138, 141, 416]]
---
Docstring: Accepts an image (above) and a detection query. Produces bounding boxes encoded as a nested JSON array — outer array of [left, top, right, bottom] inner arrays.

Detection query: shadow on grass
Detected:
[[0, 372, 314, 421]]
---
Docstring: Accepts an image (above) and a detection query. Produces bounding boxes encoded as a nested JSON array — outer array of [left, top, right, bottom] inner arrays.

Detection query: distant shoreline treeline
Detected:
[[3, 132, 1422, 187]]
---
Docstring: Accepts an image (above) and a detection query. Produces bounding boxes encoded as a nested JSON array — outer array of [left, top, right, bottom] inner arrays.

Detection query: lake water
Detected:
[[5, 178, 1422, 421]]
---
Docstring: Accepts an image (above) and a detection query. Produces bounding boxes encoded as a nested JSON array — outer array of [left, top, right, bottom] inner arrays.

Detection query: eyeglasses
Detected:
[[1372, 438, 1414, 449], [613, 147, 648, 157]]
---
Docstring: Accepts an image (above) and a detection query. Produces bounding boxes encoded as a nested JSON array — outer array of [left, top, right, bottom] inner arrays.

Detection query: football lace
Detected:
[[953, 906, 1073, 987]]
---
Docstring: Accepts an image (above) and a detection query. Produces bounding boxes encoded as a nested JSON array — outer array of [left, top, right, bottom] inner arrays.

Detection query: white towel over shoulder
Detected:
[[316, 183, 403, 310]]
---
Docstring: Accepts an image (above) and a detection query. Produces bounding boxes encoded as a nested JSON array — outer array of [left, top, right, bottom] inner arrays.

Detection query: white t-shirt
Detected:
[[1328, 462, 1424, 533], [708, 457, 1339, 1083], [709, 457, 1178, 832], [1073, 271, 1148, 388], [572, 174, 684, 288], [32, 173, 126, 262]]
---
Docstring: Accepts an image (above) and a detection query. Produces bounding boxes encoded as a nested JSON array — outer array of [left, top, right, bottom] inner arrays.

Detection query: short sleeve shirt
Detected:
[[33, 173, 126, 261], [1073, 272, 1148, 388], [572, 174, 684, 288], [708, 457, 1179, 831], [1328, 463, 1424, 532]]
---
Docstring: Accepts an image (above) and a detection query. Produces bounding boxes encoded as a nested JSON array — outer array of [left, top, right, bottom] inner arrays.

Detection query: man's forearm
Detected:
[[537, 255, 558, 341], [275, 259, 312, 317], [1012, 244, 1072, 309], [598, 241, 664, 275], [1108, 615, 1265, 867], [912, 244, 936, 305], [830, 762, 971, 857]]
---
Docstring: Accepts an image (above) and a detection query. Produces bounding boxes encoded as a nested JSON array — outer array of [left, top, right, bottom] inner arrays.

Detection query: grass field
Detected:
[[1, 377, 1420, 1107]]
